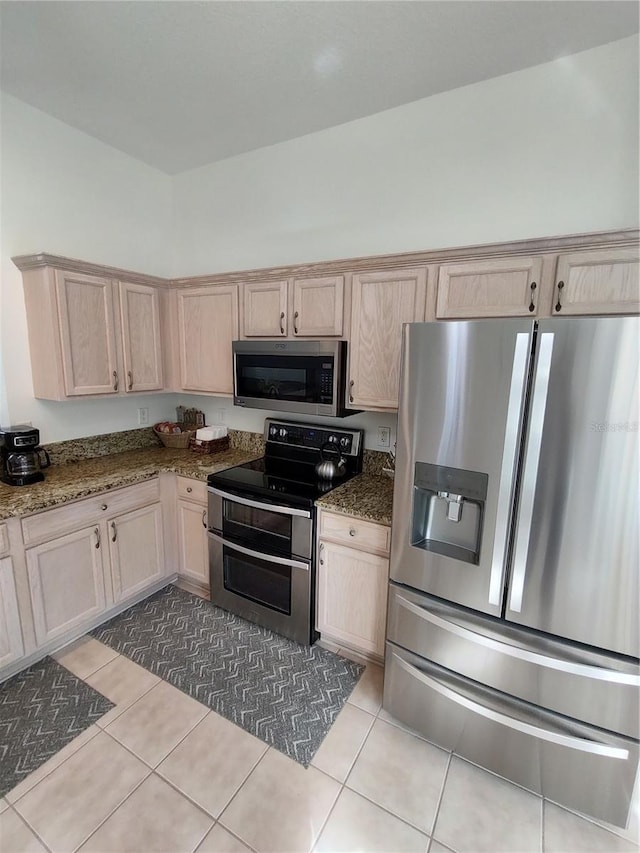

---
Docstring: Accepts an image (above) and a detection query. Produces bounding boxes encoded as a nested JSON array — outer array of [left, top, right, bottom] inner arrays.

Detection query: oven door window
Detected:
[[223, 547, 291, 615], [223, 502, 292, 557], [235, 354, 334, 405]]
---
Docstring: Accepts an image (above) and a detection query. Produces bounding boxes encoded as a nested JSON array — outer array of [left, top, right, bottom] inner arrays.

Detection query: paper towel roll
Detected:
[[196, 425, 227, 441]]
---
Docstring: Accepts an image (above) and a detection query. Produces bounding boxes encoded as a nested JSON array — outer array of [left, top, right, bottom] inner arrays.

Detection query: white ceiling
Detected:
[[1, 1, 638, 175]]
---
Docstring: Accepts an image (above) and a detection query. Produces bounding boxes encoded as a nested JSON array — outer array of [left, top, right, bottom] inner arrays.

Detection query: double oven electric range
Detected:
[[207, 419, 364, 645]]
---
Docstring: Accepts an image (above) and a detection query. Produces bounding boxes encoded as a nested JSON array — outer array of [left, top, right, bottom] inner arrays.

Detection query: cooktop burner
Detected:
[[207, 418, 364, 509]]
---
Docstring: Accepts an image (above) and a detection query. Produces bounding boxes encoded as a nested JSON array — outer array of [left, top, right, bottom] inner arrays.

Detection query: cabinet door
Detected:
[[177, 500, 209, 588], [0, 557, 24, 668], [243, 281, 288, 337], [177, 285, 239, 393], [553, 248, 640, 315], [291, 276, 344, 336], [26, 526, 106, 646], [436, 257, 543, 319], [119, 281, 163, 391], [55, 271, 119, 396], [317, 540, 389, 657], [349, 268, 426, 409], [109, 503, 165, 603]]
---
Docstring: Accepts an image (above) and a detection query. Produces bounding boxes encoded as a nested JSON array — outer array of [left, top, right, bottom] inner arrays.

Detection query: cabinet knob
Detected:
[[555, 280, 565, 312], [186, 486, 192, 493], [101, 504, 108, 511], [349, 528, 356, 537], [280, 311, 285, 335], [113, 370, 119, 391]]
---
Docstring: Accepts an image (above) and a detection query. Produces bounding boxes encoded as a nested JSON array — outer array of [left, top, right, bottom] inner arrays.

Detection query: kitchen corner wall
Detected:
[[0, 94, 174, 441], [1, 36, 638, 445]]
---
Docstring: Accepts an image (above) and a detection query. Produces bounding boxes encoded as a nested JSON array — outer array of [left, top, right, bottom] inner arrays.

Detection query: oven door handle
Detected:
[[207, 487, 311, 519], [207, 530, 310, 571]]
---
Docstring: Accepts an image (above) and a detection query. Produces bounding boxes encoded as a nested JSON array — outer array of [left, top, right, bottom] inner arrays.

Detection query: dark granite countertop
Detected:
[[315, 473, 395, 527], [0, 446, 260, 520]]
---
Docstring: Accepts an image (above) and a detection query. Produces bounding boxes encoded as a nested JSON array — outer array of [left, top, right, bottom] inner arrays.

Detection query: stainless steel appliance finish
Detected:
[[233, 340, 355, 418], [385, 317, 640, 827], [207, 418, 364, 645]]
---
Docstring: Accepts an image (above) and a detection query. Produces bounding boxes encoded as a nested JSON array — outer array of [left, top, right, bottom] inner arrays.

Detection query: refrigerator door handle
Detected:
[[394, 593, 640, 685], [392, 651, 629, 759], [509, 332, 555, 613], [488, 332, 531, 606]]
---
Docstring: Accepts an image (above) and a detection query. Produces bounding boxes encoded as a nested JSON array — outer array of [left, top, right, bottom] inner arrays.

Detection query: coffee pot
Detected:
[[0, 425, 50, 486]]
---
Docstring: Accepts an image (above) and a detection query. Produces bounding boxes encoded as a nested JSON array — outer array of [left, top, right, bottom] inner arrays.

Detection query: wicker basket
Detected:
[[153, 427, 197, 449], [189, 436, 230, 454]]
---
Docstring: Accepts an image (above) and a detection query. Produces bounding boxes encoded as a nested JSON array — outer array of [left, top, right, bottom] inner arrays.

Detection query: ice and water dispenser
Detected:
[[411, 463, 488, 565]]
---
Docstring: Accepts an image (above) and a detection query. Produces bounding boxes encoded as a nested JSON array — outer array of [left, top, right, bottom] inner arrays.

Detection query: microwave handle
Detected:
[[207, 486, 312, 519]]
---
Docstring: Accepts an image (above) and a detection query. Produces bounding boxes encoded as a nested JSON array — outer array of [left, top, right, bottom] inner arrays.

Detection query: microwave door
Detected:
[[390, 320, 534, 617]]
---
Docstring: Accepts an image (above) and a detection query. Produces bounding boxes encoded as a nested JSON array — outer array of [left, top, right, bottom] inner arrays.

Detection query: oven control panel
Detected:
[[265, 419, 362, 457]]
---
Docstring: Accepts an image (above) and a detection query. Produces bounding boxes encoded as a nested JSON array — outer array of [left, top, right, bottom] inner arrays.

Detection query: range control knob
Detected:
[[278, 427, 287, 439], [327, 434, 338, 443], [340, 436, 351, 448], [269, 425, 278, 437]]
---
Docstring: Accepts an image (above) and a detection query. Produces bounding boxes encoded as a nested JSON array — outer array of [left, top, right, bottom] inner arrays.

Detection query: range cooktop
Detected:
[[207, 419, 364, 509]]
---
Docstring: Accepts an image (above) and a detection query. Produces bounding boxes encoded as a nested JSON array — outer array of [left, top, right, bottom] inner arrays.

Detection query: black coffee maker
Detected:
[[0, 425, 51, 486]]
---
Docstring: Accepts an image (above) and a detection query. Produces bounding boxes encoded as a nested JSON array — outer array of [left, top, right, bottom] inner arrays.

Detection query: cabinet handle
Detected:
[[101, 503, 108, 511], [294, 311, 299, 334], [349, 380, 354, 403], [555, 280, 564, 312], [202, 509, 207, 528], [280, 311, 285, 334], [186, 486, 192, 493], [112, 370, 119, 391], [528, 281, 537, 313], [127, 370, 133, 390], [94, 527, 100, 549], [111, 521, 117, 543], [319, 543, 324, 565]]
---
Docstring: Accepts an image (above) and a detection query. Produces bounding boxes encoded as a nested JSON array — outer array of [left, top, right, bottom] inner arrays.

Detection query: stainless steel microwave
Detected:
[[233, 340, 355, 417]]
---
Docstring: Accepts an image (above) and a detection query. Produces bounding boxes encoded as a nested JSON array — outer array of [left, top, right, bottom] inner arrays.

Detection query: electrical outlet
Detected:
[[218, 408, 227, 423], [138, 407, 149, 426], [377, 426, 391, 447]]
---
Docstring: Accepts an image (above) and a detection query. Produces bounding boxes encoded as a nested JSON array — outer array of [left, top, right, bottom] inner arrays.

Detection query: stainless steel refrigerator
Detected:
[[384, 317, 639, 828]]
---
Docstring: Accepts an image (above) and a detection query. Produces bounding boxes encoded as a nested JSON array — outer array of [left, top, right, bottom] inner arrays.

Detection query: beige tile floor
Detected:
[[1, 636, 639, 853]]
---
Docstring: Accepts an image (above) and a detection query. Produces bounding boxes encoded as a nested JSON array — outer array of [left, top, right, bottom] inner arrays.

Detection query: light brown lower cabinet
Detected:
[[177, 500, 209, 590], [25, 525, 107, 646], [316, 511, 390, 659], [109, 503, 165, 602], [0, 556, 25, 668]]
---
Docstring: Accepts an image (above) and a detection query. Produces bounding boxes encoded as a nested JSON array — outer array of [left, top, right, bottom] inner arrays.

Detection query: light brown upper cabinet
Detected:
[[177, 284, 238, 394], [242, 275, 344, 338], [436, 257, 543, 319], [349, 268, 427, 410], [552, 248, 640, 316], [21, 267, 164, 399], [118, 281, 163, 392]]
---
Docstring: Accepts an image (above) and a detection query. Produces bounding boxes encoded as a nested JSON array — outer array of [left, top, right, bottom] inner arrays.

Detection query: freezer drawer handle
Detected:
[[207, 530, 310, 571], [489, 332, 530, 606], [392, 652, 629, 760], [395, 593, 640, 685], [509, 332, 555, 613], [207, 487, 311, 519]]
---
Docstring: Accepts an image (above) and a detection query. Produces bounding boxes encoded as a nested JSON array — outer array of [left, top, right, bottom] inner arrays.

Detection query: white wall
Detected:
[[0, 95, 175, 441], [172, 37, 639, 275]]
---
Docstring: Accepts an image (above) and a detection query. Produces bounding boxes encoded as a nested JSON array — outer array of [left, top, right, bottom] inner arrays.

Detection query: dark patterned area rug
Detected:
[[0, 657, 114, 798], [91, 584, 363, 766]]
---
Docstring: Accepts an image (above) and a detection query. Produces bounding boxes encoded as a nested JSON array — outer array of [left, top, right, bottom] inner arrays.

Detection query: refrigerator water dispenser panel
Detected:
[[411, 462, 488, 565]]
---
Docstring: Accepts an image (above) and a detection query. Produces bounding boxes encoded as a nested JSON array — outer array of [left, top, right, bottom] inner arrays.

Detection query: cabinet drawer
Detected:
[[22, 479, 160, 546], [0, 523, 9, 557], [319, 511, 390, 555], [176, 476, 207, 504]]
